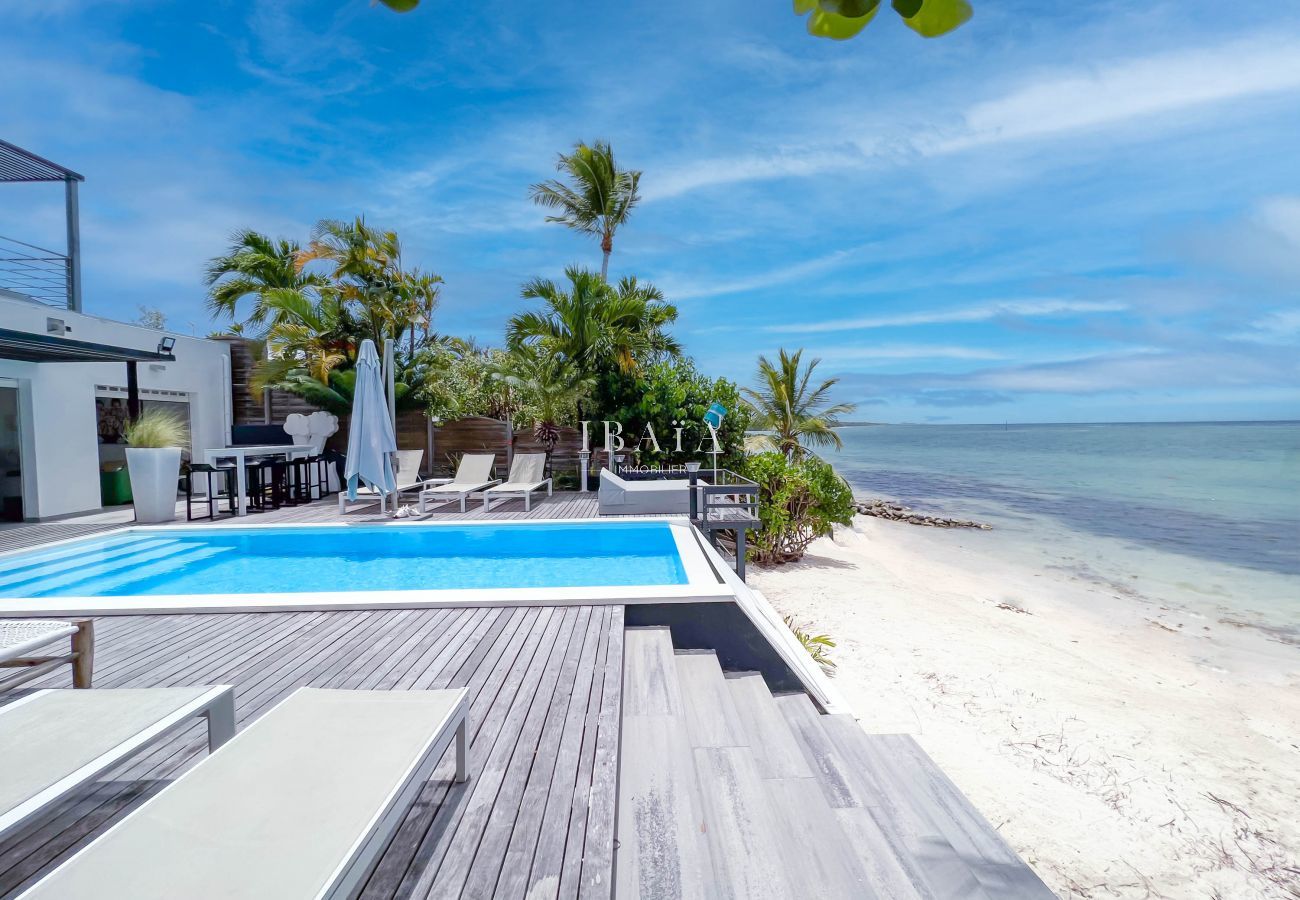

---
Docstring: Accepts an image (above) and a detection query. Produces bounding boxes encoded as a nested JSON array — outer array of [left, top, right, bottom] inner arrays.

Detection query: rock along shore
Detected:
[[854, 498, 992, 530]]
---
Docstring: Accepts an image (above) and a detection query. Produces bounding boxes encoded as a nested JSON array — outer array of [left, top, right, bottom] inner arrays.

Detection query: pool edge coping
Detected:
[[0, 515, 731, 616]]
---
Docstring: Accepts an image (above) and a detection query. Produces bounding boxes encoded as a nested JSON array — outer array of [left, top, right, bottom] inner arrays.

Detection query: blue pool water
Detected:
[[0, 522, 690, 598]]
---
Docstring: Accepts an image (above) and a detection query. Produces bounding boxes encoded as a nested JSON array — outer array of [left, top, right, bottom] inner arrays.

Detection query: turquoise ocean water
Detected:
[[823, 422, 1300, 634]]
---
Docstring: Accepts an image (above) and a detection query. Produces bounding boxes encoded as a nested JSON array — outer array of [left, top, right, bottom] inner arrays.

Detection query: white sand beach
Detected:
[[751, 516, 1300, 900]]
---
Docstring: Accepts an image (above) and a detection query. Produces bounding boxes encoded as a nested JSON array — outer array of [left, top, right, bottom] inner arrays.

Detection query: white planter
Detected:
[[126, 447, 182, 523]]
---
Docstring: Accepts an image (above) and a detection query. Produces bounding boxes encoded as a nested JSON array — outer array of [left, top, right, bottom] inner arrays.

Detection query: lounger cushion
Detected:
[[505, 453, 546, 485], [20, 688, 466, 900]]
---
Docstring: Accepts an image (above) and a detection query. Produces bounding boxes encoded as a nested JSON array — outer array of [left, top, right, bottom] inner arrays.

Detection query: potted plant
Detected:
[[123, 409, 189, 523]]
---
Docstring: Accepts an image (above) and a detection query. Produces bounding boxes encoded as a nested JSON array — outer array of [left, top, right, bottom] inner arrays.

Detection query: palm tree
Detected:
[[506, 267, 679, 421], [742, 348, 857, 460], [247, 291, 351, 399], [204, 230, 322, 335], [529, 141, 641, 281], [397, 269, 443, 354], [489, 344, 594, 457], [295, 217, 410, 347]]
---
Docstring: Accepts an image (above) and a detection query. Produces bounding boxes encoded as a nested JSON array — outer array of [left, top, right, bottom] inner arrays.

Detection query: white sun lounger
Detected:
[[418, 452, 499, 513], [0, 686, 235, 843], [482, 453, 553, 511], [0, 619, 94, 691], [17, 687, 469, 900], [339, 449, 425, 514]]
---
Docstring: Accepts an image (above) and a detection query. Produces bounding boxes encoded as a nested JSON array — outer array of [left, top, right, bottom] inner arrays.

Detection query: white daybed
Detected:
[[597, 469, 694, 515], [482, 453, 552, 511]]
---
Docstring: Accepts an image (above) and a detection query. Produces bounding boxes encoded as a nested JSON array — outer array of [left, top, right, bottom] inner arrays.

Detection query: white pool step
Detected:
[[0, 540, 209, 596], [1, 541, 228, 598], [0, 538, 179, 591]]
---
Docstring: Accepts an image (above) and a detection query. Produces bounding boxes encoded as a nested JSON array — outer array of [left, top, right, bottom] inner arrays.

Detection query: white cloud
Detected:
[[767, 299, 1128, 334], [932, 36, 1300, 154], [643, 32, 1300, 201], [815, 344, 1007, 362], [644, 146, 867, 202], [1231, 308, 1300, 345], [661, 245, 869, 300]]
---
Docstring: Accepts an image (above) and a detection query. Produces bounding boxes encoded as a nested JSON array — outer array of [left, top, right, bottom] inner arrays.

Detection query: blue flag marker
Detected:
[[704, 403, 727, 430]]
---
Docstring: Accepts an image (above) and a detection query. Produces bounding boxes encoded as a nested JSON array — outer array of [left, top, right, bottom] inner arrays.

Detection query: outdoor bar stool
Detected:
[[307, 454, 331, 498], [285, 456, 314, 505], [244, 457, 281, 512], [185, 462, 237, 521]]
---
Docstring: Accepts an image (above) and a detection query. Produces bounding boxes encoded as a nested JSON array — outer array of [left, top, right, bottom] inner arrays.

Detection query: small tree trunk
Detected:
[[600, 234, 612, 282]]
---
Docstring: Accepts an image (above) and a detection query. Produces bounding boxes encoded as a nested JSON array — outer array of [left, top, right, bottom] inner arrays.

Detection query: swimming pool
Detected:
[[0, 521, 719, 611]]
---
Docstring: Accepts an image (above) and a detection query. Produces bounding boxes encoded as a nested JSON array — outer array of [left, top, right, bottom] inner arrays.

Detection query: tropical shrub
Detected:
[[745, 452, 855, 565], [598, 358, 751, 472], [783, 616, 837, 677], [123, 409, 189, 449]]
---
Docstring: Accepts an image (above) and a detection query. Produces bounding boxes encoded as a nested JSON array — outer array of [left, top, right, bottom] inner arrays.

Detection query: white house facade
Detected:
[[0, 295, 233, 520]]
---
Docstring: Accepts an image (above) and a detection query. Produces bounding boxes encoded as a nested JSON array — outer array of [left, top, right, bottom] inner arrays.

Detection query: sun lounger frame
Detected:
[[0, 685, 235, 843]]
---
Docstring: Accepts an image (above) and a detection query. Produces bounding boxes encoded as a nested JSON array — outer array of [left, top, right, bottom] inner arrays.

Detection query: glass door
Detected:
[[0, 380, 23, 521]]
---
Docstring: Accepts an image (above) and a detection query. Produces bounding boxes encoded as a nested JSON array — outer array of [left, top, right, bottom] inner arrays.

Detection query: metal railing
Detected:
[[0, 234, 72, 308], [686, 467, 760, 578]]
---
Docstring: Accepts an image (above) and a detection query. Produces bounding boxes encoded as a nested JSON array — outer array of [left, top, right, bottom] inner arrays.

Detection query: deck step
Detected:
[[689, 744, 795, 899], [825, 722, 1057, 898], [617, 629, 713, 900], [619, 635, 1055, 900], [777, 695, 978, 900], [673, 651, 747, 749], [723, 674, 813, 779]]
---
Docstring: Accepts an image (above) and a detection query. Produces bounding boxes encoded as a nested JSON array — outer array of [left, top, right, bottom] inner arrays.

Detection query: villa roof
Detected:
[[0, 139, 84, 183], [0, 328, 175, 364]]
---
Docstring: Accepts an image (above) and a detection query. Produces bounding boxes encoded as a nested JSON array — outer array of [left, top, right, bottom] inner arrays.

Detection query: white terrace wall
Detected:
[[0, 297, 232, 519]]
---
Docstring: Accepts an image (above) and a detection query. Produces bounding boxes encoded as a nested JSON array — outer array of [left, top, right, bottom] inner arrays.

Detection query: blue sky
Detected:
[[3, 0, 1299, 423]]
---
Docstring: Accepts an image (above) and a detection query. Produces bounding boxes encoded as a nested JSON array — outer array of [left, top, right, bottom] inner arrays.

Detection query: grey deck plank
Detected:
[[394, 606, 575, 897], [361, 606, 561, 897], [494, 606, 603, 898], [622, 627, 683, 717], [576, 605, 623, 900], [841, 728, 1057, 899], [674, 652, 747, 749], [810, 711, 994, 900], [556, 606, 614, 900], [774, 693, 874, 810], [460, 606, 596, 898], [724, 673, 814, 780], [521, 606, 610, 898], [690, 746, 794, 900], [616, 622, 713, 900], [0, 606, 621, 900], [766, 776, 880, 900]]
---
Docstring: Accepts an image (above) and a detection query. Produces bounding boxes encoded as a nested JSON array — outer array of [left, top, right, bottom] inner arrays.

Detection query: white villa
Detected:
[[0, 141, 232, 522]]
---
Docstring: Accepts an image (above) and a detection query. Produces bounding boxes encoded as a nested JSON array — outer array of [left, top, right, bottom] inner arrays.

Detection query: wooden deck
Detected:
[[0, 606, 625, 900]]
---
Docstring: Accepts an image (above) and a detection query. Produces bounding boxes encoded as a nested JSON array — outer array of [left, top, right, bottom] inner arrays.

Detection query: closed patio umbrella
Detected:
[[344, 339, 397, 501]]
